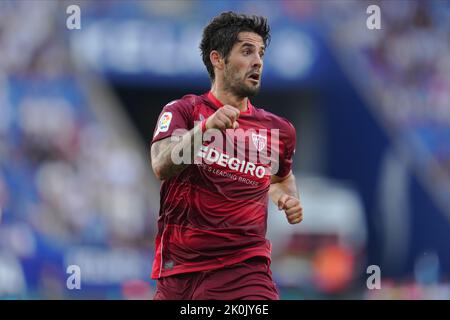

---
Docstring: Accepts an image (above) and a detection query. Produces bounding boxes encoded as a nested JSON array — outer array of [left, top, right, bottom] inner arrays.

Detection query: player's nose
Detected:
[[252, 54, 263, 68]]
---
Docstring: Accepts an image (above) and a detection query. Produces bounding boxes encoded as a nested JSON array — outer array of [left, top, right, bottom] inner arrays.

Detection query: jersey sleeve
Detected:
[[151, 98, 194, 144], [276, 120, 297, 178]]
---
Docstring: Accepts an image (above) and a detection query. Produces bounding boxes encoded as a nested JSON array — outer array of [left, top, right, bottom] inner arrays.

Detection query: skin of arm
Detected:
[[269, 171, 303, 224], [150, 122, 203, 181]]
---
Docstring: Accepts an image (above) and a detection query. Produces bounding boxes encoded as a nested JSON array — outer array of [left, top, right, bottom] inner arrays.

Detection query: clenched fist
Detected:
[[277, 194, 303, 224], [205, 105, 240, 131]]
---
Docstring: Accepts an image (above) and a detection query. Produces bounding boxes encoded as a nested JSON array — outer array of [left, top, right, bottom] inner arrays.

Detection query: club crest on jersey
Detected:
[[158, 112, 172, 133], [252, 133, 267, 152]]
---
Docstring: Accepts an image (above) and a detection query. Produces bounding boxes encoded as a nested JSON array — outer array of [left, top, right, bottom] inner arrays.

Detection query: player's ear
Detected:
[[210, 50, 224, 70]]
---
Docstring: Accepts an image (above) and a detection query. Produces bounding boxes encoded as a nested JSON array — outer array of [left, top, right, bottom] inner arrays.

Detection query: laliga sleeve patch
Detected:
[[155, 112, 172, 136]]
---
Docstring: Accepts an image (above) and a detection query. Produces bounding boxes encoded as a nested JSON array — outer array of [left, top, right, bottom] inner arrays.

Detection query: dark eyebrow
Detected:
[[239, 42, 265, 51]]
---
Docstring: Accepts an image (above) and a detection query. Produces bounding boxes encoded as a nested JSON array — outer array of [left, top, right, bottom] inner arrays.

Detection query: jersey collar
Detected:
[[206, 91, 253, 115]]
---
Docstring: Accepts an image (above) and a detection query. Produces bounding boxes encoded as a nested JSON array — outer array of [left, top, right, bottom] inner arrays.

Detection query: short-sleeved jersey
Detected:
[[150, 91, 296, 279]]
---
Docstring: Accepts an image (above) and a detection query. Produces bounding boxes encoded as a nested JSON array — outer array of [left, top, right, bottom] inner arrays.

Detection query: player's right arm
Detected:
[[151, 123, 204, 180], [151, 104, 240, 180]]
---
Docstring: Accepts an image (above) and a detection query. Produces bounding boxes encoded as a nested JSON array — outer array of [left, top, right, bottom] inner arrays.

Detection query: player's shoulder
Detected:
[[253, 106, 296, 135], [163, 93, 204, 110]]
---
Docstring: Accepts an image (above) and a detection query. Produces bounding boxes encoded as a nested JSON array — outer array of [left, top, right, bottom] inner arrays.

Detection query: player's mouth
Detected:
[[247, 72, 260, 84]]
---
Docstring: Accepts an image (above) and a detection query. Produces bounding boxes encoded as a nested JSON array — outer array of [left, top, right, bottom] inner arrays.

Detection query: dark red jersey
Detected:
[[150, 91, 296, 279]]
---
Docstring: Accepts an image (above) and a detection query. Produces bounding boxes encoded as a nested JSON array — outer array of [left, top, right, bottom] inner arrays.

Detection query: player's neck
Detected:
[[210, 86, 248, 112]]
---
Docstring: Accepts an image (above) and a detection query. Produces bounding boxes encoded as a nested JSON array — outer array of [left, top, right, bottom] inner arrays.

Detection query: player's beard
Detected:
[[223, 63, 261, 99]]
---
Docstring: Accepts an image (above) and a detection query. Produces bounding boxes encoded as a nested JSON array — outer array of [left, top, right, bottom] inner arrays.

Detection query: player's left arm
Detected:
[[269, 171, 303, 224]]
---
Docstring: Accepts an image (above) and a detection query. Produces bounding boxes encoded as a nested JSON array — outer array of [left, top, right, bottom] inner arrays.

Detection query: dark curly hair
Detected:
[[200, 11, 271, 82]]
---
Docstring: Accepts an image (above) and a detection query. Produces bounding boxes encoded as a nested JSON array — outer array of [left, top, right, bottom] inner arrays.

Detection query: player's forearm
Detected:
[[151, 142, 189, 180], [151, 123, 203, 180], [269, 173, 299, 204]]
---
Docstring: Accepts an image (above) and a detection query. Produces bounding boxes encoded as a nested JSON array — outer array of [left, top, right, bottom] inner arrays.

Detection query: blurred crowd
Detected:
[[320, 0, 450, 212], [0, 1, 155, 298]]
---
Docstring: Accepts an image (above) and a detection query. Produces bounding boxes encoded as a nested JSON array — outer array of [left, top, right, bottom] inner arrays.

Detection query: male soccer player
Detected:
[[150, 11, 302, 300]]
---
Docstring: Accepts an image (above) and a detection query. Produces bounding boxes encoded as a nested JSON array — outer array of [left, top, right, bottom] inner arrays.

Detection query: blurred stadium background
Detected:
[[1, 0, 450, 299]]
